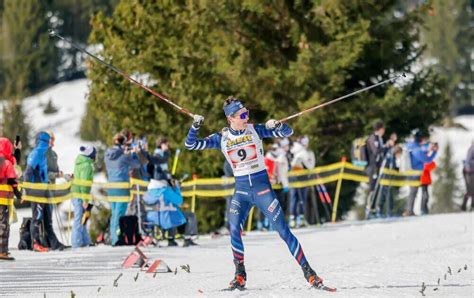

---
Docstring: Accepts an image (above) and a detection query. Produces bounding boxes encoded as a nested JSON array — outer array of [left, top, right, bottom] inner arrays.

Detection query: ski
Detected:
[[314, 284, 337, 292], [220, 286, 246, 292]]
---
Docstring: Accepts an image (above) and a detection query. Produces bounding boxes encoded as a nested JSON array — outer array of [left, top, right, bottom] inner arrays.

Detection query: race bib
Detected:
[[227, 144, 257, 165]]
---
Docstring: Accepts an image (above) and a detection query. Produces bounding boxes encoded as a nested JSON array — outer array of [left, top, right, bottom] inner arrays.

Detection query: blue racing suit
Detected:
[[185, 123, 309, 266]]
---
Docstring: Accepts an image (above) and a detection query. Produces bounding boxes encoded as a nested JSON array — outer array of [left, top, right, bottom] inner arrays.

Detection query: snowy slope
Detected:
[[22, 79, 92, 174], [2, 212, 472, 297]]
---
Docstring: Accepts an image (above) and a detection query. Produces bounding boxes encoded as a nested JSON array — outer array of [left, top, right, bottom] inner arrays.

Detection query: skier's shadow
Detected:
[[339, 283, 471, 290]]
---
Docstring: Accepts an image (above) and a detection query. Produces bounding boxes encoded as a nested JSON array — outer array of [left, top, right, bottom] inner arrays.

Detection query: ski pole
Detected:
[[279, 73, 406, 122], [171, 149, 181, 176], [48, 30, 194, 119]]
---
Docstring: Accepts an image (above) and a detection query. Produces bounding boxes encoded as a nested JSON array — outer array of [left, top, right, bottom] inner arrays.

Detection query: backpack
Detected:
[[399, 145, 412, 172], [116, 215, 141, 246], [351, 137, 368, 168], [18, 217, 32, 250]]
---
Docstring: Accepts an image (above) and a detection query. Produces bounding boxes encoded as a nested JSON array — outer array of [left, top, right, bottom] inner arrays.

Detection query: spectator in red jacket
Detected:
[[0, 138, 22, 260], [420, 161, 436, 215]]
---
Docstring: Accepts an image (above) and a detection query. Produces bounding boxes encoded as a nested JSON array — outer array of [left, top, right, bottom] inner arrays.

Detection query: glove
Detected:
[[283, 186, 289, 193], [192, 114, 204, 129], [13, 188, 22, 201], [265, 119, 282, 130]]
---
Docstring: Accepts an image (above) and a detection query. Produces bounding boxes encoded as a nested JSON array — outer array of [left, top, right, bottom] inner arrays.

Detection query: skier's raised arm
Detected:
[[253, 120, 293, 139], [184, 115, 222, 150]]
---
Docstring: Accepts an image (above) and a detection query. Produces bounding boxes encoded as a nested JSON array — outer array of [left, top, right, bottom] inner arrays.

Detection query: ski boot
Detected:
[[228, 260, 246, 291], [302, 263, 337, 292], [302, 263, 323, 288]]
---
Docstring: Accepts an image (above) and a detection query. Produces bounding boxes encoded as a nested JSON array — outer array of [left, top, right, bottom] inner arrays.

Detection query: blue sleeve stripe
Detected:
[[254, 123, 293, 139], [184, 127, 221, 150]]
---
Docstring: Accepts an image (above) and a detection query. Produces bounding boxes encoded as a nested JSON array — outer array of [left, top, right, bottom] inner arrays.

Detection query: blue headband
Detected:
[[223, 101, 245, 117]]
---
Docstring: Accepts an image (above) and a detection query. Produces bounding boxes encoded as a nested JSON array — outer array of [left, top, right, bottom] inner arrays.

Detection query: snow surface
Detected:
[[2, 211, 473, 297]]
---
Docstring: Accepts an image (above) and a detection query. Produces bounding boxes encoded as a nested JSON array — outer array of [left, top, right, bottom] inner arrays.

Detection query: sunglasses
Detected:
[[237, 111, 249, 120]]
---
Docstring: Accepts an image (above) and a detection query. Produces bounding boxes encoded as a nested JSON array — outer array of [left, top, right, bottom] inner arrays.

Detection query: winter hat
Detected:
[[300, 136, 309, 146], [80, 145, 97, 159], [35, 131, 51, 145]]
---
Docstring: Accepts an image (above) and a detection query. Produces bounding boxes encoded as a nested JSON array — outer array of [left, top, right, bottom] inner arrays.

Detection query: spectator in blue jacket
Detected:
[[24, 132, 65, 252], [403, 131, 438, 216], [104, 133, 141, 245]]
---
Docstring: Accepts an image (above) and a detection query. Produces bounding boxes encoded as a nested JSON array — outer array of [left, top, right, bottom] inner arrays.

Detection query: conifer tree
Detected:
[[432, 142, 458, 213], [0, 99, 31, 164], [1, 0, 58, 95]]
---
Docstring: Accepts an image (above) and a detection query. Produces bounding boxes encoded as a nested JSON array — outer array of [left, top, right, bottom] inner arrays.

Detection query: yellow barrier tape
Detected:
[[0, 198, 13, 206], [72, 179, 93, 187], [71, 192, 92, 200], [379, 179, 420, 187], [130, 178, 150, 187], [22, 194, 72, 204], [106, 196, 132, 203], [288, 162, 344, 177], [21, 182, 71, 191]]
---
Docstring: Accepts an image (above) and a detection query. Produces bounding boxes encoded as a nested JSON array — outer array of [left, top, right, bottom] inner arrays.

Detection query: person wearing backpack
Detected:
[[403, 131, 438, 216], [365, 120, 395, 219], [104, 133, 141, 246], [25, 132, 65, 252], [0, 137, 23, 260], [71, 145, 96, 248]]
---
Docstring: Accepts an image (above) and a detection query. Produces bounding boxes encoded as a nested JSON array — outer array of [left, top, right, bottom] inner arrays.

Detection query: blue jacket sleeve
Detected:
[[123, 153, 141, 169], [184, 126, 222, 150], [254, 123, 293, 139], [412, 149, 437, 164], [163, 186, 183, 206]]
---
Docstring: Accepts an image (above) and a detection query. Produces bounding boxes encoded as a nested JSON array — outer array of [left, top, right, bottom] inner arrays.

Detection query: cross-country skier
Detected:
[[185, 96, 329, 291]]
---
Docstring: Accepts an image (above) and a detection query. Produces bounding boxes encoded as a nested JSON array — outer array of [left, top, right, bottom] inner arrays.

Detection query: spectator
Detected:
[[289, 136, 315, 228], [420, 160, 436, 215], [46, 131, 63, 183], [150, 137, 171, 180], [25, 132, 65, 252], [257, 143, 290, 231], [126, 133, 150, 234], [71, 145, 96, 248], [461, 141, 474, 211], [403, 131, 438, 216], [364, 120, 394, 219], [143, 176, 198, 247], [376, 143, 402, 217], [0, 138, 22, 260], [265, 143, 290, 208], [147, 136, 177, 242], [104, 133, 141, 246]]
